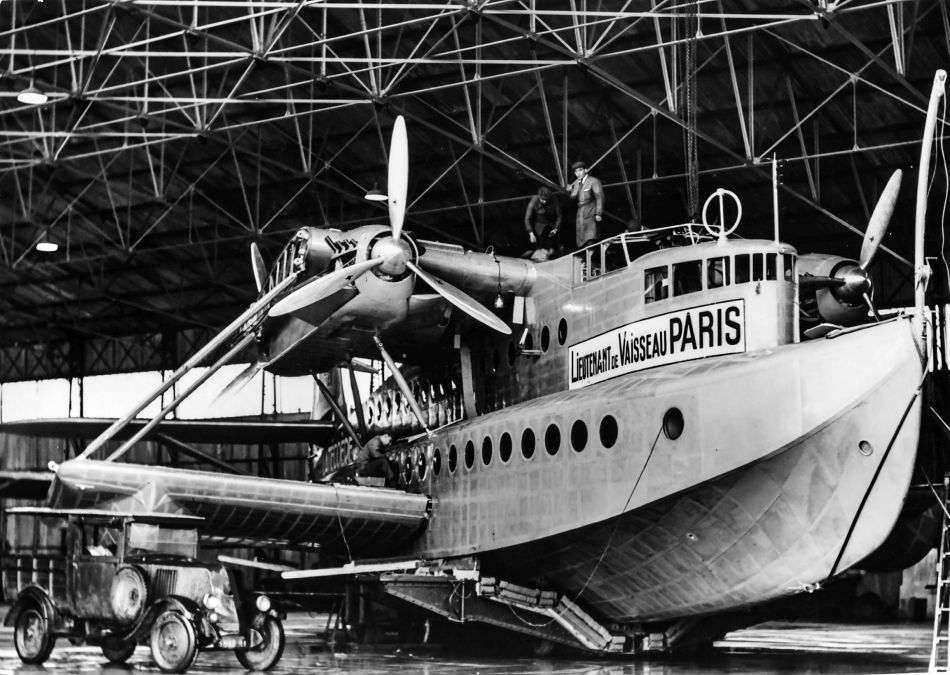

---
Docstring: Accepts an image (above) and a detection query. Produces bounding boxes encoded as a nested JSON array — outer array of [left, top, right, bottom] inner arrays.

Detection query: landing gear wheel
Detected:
[[101, 636, 136, 663], [14, 606, 56, 664], [150, 610, 197, 674], [235, 615, 285, 671]]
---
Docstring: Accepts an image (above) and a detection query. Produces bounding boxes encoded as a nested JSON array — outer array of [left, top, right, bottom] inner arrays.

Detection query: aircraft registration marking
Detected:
[[568, 299, 746, 389]]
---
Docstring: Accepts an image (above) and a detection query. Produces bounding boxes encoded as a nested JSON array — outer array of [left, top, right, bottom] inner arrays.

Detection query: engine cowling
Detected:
[[798, 253, 870, 326]]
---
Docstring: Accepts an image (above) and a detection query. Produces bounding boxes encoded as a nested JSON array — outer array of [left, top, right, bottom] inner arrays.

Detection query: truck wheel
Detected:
[[150, 610, 197, 674], [235, 615, 285, 671], [101, 636, 136, 663], [110, 565, 148, 624], [14, 606, 56, 664]]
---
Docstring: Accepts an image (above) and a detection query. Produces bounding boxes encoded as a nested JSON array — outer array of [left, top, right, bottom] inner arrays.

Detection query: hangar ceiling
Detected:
[[0, 1, 947, 381]]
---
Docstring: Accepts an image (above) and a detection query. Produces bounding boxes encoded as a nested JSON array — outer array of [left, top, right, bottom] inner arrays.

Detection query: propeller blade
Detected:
[[268, 258, 383, 317], [798, 274, 846, 290], [860, 168, 902, 270], [388, 115, 409, 241], [251, 242, 267, 293], [406, 260, 511, 335], [215, 360, 265, 404]]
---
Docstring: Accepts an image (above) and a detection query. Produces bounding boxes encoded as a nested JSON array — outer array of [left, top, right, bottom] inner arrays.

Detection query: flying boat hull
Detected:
[[408, 317, 922, 622]]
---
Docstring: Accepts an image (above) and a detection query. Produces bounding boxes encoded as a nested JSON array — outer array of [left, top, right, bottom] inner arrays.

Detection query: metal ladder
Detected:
[[930, 475, 950, 672]]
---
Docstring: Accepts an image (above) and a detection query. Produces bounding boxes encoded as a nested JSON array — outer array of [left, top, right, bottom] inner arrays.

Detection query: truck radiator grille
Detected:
[[152, 568, 179, 597]]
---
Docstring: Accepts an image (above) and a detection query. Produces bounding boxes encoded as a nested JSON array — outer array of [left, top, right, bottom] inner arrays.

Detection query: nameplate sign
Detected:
[[568, 300, 746, 389]]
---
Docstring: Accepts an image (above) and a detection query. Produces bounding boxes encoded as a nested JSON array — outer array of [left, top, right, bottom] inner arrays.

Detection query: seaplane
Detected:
[[11, 71, 948, 654]]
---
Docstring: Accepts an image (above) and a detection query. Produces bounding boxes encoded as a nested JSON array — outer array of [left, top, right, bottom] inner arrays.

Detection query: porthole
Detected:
[[600, 415, 618, 448], [433, 448, 442, 476], [418, 451, 428, 480], [662, 408, 684, 440], [482, 437, 493, 466], [521, 428, 536, 459], [545, 424, 561, 455], [508, 342, 517, 365], [500, 432, 513, 463], [858, 440, 873, 456], [525, 332, 534, 351], [557, 318, 568, 345], [464, 440, 475, 469], [403, 452, 412, 484], [571, 420, 588, 452], [541, 326, 551, 352], [449, 444, 458, 473]]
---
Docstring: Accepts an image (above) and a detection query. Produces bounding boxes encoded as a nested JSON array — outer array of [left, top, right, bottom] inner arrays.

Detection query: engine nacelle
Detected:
[[798, 253, 869, 327]]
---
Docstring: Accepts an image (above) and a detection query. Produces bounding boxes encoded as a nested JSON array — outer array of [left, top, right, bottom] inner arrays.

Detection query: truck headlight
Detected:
[[202, 593, 221, 610], [255, 595, 271, 613]]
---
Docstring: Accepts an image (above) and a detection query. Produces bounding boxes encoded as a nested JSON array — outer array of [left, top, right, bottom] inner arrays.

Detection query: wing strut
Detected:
[[373, 336, 432, 437], [77, 273, 299, 461], [313, 375, 364, 447]]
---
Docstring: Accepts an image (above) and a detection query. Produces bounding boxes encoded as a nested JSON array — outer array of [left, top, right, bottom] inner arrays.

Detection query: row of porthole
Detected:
[[417, 415, 620, 479]]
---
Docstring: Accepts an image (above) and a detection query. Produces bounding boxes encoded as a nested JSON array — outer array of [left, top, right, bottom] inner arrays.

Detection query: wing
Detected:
[[0, 417, 335, 445], [49, 459, 430, 557]]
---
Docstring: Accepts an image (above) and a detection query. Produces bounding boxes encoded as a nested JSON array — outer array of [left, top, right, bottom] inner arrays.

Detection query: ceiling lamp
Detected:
[[36, 231, 58, 253], [364, 181, 388, 202], [17, 83, 48, 106]]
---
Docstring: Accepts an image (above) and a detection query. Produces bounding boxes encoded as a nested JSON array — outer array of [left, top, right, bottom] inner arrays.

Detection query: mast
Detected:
[[914, 69, 947, 351]]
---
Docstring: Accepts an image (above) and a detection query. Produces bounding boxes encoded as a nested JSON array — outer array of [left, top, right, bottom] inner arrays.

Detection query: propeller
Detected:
[[251, 242, 267, 293], [264, 114, 510, 334], [407, 260, 512, 335], [215, 360, 266, 404], [268, 257, 383, 317], [802, 169, 902, 319], [388, 115, 408, 242]]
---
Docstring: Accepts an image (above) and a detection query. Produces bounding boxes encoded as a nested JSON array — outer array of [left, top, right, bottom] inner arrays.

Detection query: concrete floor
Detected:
[[0, 614, 935, 675]]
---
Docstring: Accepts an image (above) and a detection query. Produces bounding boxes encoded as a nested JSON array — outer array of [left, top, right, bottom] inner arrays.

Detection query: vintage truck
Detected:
[[2, 507, 284, 673]]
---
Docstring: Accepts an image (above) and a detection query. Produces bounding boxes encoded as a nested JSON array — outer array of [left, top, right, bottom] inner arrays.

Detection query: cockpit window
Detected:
[[735, 254, 750, 284], [672, 260, 702, 296], [707, 257, 730, 288], [783, 253, 796, 281], [765, 253, 777, 280], [644, 266, 669, 304]]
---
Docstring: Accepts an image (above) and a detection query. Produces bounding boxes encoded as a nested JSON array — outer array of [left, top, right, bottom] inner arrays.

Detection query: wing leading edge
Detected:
[[49, 459, 430, 557]]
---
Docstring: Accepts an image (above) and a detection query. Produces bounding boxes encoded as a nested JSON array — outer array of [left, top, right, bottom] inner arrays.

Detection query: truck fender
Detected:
[[4, 587, 55, 628], [137, 596, 202, 635]]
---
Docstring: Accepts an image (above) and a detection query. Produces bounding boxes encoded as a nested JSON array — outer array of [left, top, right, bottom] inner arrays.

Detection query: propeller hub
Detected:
[[832, 264, 871, 303], [371, 236, 412, 278]]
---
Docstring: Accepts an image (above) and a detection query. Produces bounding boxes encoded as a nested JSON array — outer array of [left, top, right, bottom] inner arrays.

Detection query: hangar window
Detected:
[[545, 424, 561, 456], [433, 448, 442, 476], [673, 260, 702, 296], [706, 256, 730, 289], [464, 440, 475, 470], [448, 445, 458, 473], [644, 266, 669, 304], [499, 432, 513, 463], [521, 428, 536, 459]]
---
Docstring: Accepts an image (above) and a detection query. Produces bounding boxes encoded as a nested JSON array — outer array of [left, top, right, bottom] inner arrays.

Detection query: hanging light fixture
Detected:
[[36, 230, 58, 253], [493, 254, 504, 309], [17, 80, 48, 106], [364, 180, 388, 202]]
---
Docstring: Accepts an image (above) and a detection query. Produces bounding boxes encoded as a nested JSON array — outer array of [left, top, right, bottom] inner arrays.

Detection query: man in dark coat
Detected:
[[523, 186, 562, 253], [568, 160, 605, 248], [357, 432, 394, 483]]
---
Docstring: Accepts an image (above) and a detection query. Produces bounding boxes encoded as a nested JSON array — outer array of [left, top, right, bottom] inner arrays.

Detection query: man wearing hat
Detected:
[[523, 186, 562, 254], [568, 160, 605, 248]]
